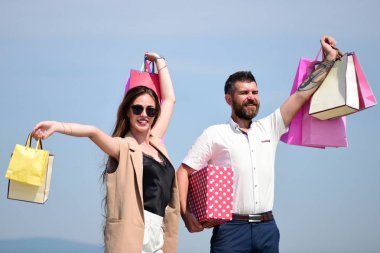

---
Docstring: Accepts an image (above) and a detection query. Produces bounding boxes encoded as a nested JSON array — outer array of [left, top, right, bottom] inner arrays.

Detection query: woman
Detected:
[[32, 52, 179, 253]]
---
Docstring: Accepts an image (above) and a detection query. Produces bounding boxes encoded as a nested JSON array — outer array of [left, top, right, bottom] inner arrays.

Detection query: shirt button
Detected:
[[254, 185, 258, 188]]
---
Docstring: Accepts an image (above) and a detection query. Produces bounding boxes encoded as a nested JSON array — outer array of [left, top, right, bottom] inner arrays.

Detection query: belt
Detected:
[[232, 211, 274, 223]]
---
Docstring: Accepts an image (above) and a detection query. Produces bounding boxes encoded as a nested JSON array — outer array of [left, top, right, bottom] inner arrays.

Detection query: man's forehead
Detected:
[[235, 81, 258, 90]]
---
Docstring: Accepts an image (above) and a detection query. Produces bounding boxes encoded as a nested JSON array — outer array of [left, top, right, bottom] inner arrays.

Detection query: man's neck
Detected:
[[231, 115, 252, 132]]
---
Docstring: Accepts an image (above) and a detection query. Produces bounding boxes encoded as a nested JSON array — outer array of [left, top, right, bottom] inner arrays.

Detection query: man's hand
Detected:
[[321, 35, 342, 61], [181, 210, 204, 233]]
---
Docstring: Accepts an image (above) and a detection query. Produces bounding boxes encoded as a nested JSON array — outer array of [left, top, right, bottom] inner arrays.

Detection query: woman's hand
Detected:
[[320, 35, 343, 61], [144, 51, 164, 62], [32, 121, 61, 140]]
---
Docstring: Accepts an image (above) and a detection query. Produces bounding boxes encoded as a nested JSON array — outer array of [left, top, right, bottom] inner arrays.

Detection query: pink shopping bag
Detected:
[[352, 52, 377, 110], [124, 58, 161, 100], [301, 101, 348, 147], [280, 50, 348, 148]]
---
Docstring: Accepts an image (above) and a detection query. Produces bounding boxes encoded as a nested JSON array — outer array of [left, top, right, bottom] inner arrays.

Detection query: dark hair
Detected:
[[224, 71, 256, 95], [102, 86, 161, 241]]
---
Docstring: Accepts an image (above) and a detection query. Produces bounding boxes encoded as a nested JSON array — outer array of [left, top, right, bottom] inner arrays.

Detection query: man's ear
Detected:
[[225, 94, 232, 106]]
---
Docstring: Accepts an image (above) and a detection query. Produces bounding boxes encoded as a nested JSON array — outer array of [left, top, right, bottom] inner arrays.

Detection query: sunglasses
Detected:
[[131, 104, 157, 117]]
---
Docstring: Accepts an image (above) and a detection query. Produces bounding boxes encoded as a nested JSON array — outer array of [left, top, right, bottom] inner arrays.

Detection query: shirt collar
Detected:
[[228, 117, 253, 133]]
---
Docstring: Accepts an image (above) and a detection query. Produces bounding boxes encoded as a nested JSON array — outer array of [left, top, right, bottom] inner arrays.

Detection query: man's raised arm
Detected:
[[280, 35, 342, 127]]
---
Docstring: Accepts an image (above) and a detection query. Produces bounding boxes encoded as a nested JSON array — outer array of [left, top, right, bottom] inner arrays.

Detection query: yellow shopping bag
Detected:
[[5, 133, 49, 186], [7, 153, 54, 204]]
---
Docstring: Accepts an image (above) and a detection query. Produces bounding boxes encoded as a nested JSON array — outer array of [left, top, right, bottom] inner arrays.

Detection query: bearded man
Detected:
[[177, 36, 342, 253]]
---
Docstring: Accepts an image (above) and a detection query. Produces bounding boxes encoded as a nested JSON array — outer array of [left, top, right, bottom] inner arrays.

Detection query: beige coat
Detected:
[[104, 135, 180, 253]]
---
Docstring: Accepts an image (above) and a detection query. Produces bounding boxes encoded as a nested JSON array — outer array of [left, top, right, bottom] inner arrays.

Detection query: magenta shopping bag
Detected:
[[301, 102, 348, 147], [280, 50, 348, 148], [352, 53, 377, 110]]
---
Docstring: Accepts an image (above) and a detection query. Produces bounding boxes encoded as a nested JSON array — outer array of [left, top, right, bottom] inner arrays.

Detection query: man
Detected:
[[177, 36, 341, 253]]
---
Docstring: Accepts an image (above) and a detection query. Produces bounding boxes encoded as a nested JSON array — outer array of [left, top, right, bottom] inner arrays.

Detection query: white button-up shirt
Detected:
[[183, 109, 287, 214]]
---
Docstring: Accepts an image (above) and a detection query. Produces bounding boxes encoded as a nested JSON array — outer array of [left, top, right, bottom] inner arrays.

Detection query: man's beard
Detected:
[[233, 99, 260, 120]]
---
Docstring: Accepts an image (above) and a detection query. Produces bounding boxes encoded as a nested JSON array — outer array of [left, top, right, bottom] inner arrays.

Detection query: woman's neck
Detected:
[[129, 129, 150, 145], [129, 129, 160, 159]]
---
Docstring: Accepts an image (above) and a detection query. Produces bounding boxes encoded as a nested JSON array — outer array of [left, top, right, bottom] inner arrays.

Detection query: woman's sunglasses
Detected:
[[131, 104, 157, 117]]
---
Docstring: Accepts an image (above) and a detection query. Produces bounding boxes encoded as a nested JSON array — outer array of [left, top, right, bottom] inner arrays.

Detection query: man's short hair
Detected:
[[224, 71, 256, 95]]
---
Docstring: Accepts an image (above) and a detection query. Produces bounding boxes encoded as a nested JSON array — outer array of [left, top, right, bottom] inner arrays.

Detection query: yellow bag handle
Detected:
[[25, 133, 43, 150]]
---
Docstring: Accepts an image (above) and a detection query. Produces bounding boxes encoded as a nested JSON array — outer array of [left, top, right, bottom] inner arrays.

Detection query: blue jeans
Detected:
[[210, 219, 280, 253]]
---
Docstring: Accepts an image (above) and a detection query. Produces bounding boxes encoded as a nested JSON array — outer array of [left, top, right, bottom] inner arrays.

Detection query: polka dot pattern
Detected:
[[188, 165, 234, 228]]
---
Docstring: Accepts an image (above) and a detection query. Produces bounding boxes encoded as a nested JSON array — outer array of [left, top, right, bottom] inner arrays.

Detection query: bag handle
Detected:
[[314, 48, 323, 61], [140, 57, 155, 74], [25, 133, 43, 150]]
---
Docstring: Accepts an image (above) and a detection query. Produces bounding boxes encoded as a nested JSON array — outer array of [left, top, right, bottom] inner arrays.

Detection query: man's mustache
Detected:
[[243, 100, 258, 106]]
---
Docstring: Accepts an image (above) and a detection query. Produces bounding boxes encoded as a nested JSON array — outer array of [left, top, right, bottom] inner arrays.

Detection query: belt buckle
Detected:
[[248, 214, 261, 223]]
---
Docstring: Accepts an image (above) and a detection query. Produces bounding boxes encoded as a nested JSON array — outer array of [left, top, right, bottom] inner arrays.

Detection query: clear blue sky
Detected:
[[1, 1, 379, 252]]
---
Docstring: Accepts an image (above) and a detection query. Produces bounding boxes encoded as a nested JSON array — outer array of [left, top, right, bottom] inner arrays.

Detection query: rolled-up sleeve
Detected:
[[182, 128, 213, 171], [274, 108, 287, 140]]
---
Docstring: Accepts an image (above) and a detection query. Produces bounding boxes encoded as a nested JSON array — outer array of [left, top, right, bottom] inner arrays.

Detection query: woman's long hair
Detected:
[[102, 86, 161, 240]]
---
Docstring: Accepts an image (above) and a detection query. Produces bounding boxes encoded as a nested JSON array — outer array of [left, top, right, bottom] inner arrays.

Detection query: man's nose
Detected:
[[247, 92, 256, 99]]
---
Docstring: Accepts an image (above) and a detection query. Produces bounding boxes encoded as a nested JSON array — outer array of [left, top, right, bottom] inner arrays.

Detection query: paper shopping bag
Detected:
[[188, 165, 234, 228], [280, 50, 348, 148], [124, 58, 161, 100], [5, 134, 49, 186], [302, 102, 348, 147], [7, 154, 54, 204], [310, 54, 360, 120], [352, 53, 377, 110]]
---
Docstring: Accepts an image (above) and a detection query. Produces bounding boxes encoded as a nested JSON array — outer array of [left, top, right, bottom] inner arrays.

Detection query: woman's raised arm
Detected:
[[144, 52, 176, 139]]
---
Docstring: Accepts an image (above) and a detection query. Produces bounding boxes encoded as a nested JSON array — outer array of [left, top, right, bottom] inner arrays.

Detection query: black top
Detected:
[[142, 152, 175, 217]]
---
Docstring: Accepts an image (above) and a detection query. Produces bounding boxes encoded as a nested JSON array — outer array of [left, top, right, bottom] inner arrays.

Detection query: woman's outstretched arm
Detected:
[[32, 121, 120, 160]]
